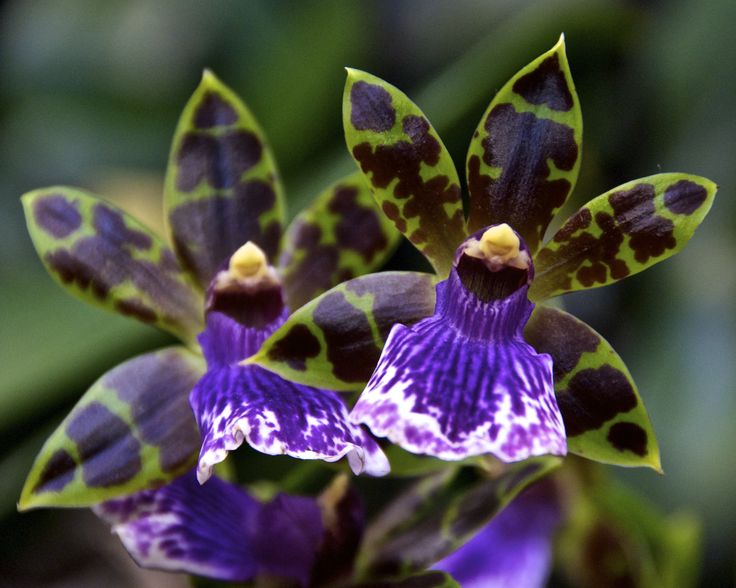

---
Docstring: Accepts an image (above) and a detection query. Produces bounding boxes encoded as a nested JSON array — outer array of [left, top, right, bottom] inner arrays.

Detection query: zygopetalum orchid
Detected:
[[19, 70, 397, 512], [253, 35, 717, 472]]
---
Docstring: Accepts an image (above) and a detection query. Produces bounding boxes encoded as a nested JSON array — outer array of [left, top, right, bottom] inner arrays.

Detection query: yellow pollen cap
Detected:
[[229, 241, 268, 279], [478, 224, 520, 263]]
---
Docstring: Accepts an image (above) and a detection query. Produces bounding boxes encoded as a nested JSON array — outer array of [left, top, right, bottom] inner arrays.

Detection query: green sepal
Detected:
[[466, 34, 582, 254], [164, 69, 286, 290], [343, 69, 466, 276], [524, 306, 661, 470], [531, 173, 717, 301], [279, 172, 401, 311], [21, 188, 203, 343], [18, 347, 204, 510], [356, 457, 561, 579], [351, 571, 460, 588], [249, 271, 436, 391]]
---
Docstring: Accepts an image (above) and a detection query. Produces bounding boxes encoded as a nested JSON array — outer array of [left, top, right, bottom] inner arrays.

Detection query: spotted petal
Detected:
[[530, 174, 717, 300], [524, 306, 661, 470], [165, 70, 286, 289], [434, 480, 561, 588], [95, 471, 323, 584], [351, 272, 566, 462], [19, 347, 204, 509], [252, 271, 436, 391], [22, 188, 203, 342], [466, 35, 582, 254], [344, 69, 466, 275], [279, 172, 400, 310], [190, 364, 389, 484]]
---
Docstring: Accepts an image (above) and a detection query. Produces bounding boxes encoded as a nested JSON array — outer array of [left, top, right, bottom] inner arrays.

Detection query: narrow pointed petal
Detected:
[[524, 306, 661, 470], [343, 69, 466, 275], [19, 348, 204, 510], [279, 172, 400, 310], [165, 70, 286, 289], [191, 365, 389, 483], [466, 35, 582, 253], [530, 173, 717, 300], [434, 481, 561, 588], [252, 271, 436, 391], [21, 188, 203, 342], [95, 471, 323, 584], [351, 272, 566, 462]]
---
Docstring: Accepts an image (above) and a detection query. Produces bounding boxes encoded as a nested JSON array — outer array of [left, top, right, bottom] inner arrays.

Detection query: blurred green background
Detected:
[[1, 0, 733, 586]]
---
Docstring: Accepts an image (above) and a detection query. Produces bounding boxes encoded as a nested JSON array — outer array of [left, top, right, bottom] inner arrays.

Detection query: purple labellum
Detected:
[[434, 480, 561, 588], [351, 225, 566, 462], [94, 470, 323, 585], [191, 364, 390, 483]]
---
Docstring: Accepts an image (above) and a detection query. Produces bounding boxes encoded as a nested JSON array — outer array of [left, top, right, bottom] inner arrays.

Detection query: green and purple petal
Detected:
[[343, 69, 466, 275], [251, 271, 437, 391], [164, 70, 286, 289], [22, 188, 203, 342], [530, 173, 717, 300], [351, 270, 565, 462], [466, 35, 582, 254], [524, 306, 661, 469], [279, 172, 400, 311], [95, 471, 323, 585], [19, 347, 204, 509]]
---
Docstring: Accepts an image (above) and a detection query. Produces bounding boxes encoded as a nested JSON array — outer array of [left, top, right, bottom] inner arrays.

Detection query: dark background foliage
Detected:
[[0, 1, 733, 586]]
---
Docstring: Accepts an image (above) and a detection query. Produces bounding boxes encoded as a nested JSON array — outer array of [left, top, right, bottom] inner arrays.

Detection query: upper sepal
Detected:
[[531, 173, 717, 301], [250, 271, 437, 391], [21, 188, 203, 343], [164, 70, 286, 290], [19, 347, 204, 510], [466, 35, 582, 254], [279, 172, 400, 310], [524, 306, 661, 470], [343, 69, 466, 276]]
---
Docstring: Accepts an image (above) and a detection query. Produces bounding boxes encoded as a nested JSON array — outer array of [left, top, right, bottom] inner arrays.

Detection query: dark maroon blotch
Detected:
[[116, 299, 158, 323], [350, 81, 396, 132], [33, 195, 82, 239], [266, 324, 321, 371], [93, 204, 152, 250], [194, 91, 239, 128], [557, 365, 638, 436], [32, 449, 77, 494], [329, 186, 388, 263], [45, 248, 110, 299], [663, 179, 708, 216], [607, 421, 648, 456], [512, 54, 574, 111], [66, 402, 142, 487]]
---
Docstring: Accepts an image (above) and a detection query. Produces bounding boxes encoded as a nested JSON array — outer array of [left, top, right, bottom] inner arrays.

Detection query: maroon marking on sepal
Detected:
[[66, 402, 142, 488], [45, 249, 110, 299], [93, 205, 152, 250], [467, 104, 577, 250], [663, 179, 708, 215], [512, 54, 574, 111], [194, 91, 238, 128], [115, 299, 158, 323], [266, 324, 321, 371], [607, 421, 648, 456], [32, 449, 76, 494], [350, 81, 396, 132], [553, 208, 592, 243], [381, 201, 406, 232], [313, 291, 380, 383], [557, 365, 637, 436], [33, 195, 82, 239], [176, 131, 262, 192], [330, 186, 388, 262]]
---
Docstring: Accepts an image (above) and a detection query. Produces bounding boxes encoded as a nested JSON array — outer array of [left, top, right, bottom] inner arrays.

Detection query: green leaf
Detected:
[[343, 69, 466, 276], [351, 571, 460, 588], [21, 188, 203, 343], [466, 34, 582, 254], [19, 347, 204, 509], [279, 172, 400, 310], [524, 306, 661, 470], [250, 271, 436, 391], [357, 458, 561, 579], [530, 173, 717, 301], [164, 69, 287, 290]]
